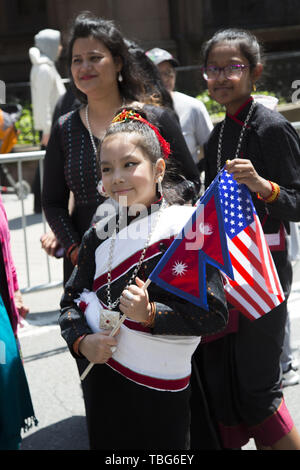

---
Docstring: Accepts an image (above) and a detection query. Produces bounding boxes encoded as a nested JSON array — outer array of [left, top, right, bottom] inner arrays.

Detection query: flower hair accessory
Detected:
[[112, 109, 171, 159]]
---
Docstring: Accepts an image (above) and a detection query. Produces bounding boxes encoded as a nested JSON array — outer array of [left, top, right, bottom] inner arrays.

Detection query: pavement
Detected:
[[3, 192, 300, 451]]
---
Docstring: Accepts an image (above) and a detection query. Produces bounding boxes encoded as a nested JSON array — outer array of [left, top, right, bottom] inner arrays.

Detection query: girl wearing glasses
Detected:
[[191, 29, 300, 450]]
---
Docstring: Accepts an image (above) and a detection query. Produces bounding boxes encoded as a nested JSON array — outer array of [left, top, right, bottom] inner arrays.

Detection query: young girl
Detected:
[[59, 107, 228, 450], [192, 29, 300, 450]]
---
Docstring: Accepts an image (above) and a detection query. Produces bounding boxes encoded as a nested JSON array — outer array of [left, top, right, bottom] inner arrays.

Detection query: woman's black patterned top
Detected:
[[42, 110, 104, 252]]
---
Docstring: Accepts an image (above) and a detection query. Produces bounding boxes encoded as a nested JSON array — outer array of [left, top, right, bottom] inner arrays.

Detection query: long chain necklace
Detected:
[[85, 101, 126, 156], [85, 102, 164, 310], [217, 100, 256, 172], [106, 201, 165, 310], [85, 104, 99, 156], [80, 205, 165, 381]]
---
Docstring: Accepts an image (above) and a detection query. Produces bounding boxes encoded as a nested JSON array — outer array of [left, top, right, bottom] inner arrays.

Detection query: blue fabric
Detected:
[[0, 295, 36, 449]]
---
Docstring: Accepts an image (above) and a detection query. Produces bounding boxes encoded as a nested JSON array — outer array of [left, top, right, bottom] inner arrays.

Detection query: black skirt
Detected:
[[190, 244, 295, 449], [77, 358, 191, 450], [195, 303, 291, 447]]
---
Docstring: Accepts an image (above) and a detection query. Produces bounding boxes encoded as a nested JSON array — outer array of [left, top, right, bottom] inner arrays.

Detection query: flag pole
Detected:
[[80, 313, 127, 381], [80, 279, 152, 381]]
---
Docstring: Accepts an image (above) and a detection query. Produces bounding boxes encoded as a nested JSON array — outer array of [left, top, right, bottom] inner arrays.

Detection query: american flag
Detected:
[[219, 170, 285, 320], [148, 168, 284, 320]]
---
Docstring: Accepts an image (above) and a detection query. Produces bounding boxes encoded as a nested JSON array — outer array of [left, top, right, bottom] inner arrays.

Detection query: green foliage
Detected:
[[196, 90, 225, 119], [196, 89, 286, 120], [15, 104, 40, 145]]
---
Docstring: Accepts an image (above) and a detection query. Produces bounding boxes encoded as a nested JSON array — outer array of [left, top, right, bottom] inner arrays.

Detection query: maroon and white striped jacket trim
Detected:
[[93, 237, 175, 291], [106, 357, 191, 392]]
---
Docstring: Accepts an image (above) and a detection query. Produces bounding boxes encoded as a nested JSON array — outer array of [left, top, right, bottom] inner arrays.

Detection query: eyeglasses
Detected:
[[202, 64, 249, 80]]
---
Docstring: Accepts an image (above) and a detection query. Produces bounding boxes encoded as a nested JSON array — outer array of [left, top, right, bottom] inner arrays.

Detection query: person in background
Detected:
[[146, 47, 213, 170], [126, 40, 174, 111], [281, 220, 300, 387], [29, 28, 66, 213], [0, 194, 37, 449], [51, 87, 81, 128], [39, 87, 80, 259], [281, 307, 300, 387], [254, 95, 300, 388]]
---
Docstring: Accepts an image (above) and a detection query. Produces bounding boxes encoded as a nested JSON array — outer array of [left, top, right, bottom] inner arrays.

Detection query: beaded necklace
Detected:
[[106, 200, 165, 311], [85, 104, 100, 156], [85, 103, 164, 317], [217, 100, 256, 172], [85, 101, 126, 156]]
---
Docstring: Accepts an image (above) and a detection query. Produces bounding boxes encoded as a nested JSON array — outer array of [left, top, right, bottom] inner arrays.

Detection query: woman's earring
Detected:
[[118, 72, 123, 83], [252, 83, 257, 92], [97, 180, 108, 198], [157, 177, 163, 197]]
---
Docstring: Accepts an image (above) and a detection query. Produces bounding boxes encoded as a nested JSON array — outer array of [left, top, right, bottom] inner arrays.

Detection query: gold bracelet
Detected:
[[257, 181, 280, 203], [143, 302, 156, 328]]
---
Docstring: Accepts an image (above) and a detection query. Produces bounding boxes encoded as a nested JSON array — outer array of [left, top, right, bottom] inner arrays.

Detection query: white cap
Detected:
[[146, 47, 179, 67]]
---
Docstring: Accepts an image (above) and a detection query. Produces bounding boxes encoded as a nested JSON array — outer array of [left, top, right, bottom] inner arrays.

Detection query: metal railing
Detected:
[[0, 149, 62, 293], [1, 121, 300, 293]]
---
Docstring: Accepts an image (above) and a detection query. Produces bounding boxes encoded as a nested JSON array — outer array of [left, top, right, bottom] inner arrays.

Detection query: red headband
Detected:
[[112, 109, 171, 159]]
